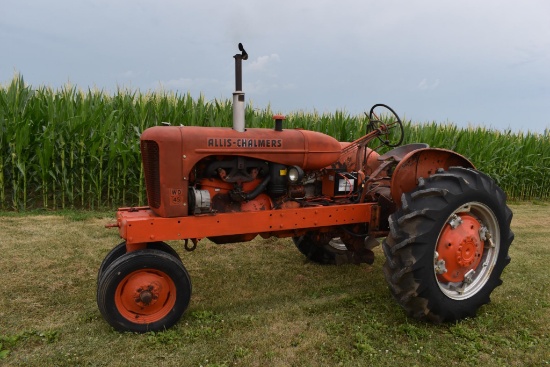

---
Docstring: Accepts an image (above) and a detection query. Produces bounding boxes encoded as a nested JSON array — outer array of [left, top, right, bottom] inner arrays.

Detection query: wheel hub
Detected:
[[136, 286, 158, 306], [116, 270, 174, 320], [456, 236, 479, 267], [436, 214, 484, 283]]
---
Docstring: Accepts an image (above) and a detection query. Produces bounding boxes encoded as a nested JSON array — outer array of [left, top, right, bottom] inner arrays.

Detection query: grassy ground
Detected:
[[0, 203, 548, 366]]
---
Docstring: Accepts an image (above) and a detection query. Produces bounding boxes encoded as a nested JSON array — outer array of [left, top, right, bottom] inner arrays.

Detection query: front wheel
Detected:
[[97, 249, 192, 332], [382, 167, 513, 323], [97, 241, 181, 282]]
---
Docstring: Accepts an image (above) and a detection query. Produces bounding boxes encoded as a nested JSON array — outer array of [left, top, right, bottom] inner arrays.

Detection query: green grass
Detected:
[[0, 203, 548, 366], [1, 74, 549, 211]]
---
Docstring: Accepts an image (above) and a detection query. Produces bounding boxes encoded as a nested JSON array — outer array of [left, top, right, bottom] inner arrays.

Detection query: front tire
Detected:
[[97, 241, 181, 281], [97, 249, 192, 332], [382, 167, 513, 323]]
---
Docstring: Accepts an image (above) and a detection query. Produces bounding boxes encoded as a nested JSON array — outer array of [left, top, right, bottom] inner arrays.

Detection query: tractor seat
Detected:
[[378, 143, 429, 162]]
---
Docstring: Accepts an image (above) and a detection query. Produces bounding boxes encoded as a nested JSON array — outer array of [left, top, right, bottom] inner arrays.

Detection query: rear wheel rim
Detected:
[[114, 268, 177, 324], [328, 237, 348, 251], [434, 202, 500, 300]]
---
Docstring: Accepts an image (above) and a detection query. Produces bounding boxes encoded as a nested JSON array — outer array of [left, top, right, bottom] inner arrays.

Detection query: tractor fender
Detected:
[[390, 148, 474, 206]]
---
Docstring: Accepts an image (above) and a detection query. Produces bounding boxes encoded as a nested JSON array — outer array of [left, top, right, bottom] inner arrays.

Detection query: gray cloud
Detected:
[[1, 0, 549, 132]]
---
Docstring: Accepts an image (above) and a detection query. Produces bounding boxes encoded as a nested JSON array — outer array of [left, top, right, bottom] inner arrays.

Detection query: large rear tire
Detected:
[[97, 249, 191, 332], [382, 167, 513, 323]]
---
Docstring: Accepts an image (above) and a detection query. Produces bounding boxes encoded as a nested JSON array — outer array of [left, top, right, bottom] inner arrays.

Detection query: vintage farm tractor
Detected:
[[99, 44, 513, 332]]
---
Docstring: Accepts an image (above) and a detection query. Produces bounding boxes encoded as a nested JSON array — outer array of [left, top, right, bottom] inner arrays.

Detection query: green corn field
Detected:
[[1, 74, 549, 210]]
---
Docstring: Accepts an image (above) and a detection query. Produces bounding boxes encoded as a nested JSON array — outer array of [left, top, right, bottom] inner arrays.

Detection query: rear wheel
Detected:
[[382, 167, 513, 323], [293, 232, 350, 265], [97, 249, 191, 332]]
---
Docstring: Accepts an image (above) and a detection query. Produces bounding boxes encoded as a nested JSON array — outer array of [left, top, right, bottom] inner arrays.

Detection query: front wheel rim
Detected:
[[434, 202, 500, 300], [114, 268, 177, 324]]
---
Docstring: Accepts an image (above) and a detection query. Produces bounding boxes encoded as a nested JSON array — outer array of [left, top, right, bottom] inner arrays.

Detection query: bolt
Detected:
[[435, 259, 447, 274], [464, 269, 475, 284], [479, 226, 489, 241], [449, 214, 463, 229]]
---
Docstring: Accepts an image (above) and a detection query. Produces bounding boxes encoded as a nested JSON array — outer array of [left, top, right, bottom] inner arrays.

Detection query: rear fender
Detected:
[[390, 148, 474, 206]]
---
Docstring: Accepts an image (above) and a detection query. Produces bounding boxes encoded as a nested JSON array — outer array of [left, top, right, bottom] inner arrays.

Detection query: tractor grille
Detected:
[[141, 140, 161, 208]]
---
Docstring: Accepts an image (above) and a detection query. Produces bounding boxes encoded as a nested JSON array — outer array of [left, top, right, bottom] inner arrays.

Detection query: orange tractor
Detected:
[[99, 44, 513, 332]]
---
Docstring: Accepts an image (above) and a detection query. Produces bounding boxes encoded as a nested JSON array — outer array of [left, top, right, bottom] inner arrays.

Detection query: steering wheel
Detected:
[[367, 104, 404, 147]]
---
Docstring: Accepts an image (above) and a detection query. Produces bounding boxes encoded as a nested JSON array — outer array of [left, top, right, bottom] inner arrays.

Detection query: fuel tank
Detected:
[[140, 125, 342, 217]]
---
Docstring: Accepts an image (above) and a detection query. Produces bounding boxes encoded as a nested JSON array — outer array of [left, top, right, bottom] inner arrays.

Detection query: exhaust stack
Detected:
[[233, 43, 248, 132]]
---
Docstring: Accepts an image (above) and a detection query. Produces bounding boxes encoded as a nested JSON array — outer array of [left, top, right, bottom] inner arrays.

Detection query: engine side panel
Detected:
[[140, 126, 343, 218]]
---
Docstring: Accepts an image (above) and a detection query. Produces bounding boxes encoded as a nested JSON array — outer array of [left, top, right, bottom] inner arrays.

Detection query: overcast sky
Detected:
[[1, 0, 549, 133]]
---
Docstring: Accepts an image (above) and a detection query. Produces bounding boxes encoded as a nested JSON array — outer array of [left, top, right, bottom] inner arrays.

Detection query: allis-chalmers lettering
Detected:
[[207, 138, 283, 148]]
